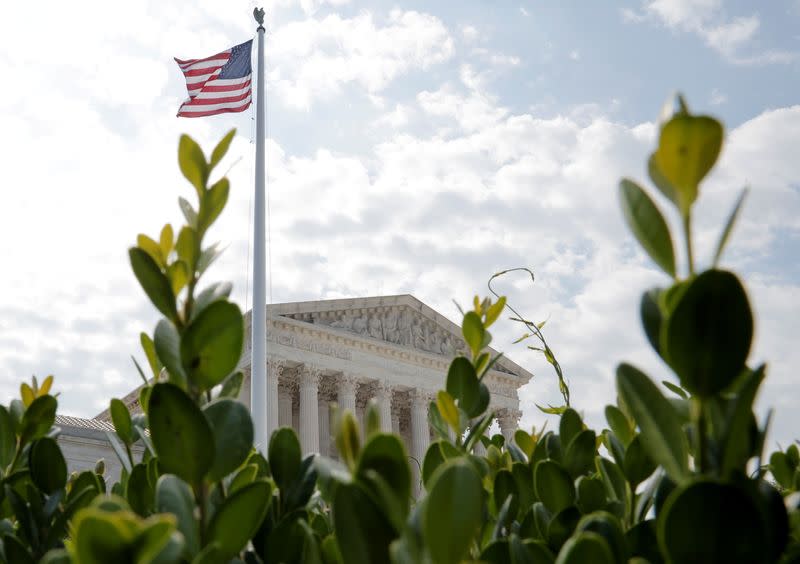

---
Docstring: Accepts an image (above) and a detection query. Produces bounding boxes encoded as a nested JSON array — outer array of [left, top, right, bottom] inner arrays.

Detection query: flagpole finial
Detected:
[[253, 7, 266, 30]]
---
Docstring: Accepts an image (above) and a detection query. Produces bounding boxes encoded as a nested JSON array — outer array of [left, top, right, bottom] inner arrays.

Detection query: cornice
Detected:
[[240, 315, 529, 396]]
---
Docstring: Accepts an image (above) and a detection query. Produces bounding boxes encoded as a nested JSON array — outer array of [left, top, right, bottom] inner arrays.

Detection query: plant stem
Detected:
[[125, 443, 134, 469], [683, 210, 695, 276], [697, 398, 708, 474], [196, 482, 207, 546]]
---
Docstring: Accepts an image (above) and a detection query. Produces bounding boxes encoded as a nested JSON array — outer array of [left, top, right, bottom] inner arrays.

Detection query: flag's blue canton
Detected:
[[219, 40, 253, 80]]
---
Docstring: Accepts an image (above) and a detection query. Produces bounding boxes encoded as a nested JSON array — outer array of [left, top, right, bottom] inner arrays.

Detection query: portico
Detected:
[[61, 294, 531, 490]]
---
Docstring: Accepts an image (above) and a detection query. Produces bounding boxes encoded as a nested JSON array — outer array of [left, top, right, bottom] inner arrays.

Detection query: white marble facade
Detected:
[[58, 295, 531, 487]]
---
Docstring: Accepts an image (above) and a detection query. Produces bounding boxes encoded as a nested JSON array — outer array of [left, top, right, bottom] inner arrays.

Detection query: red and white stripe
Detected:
[[175, 49, 252, 118]]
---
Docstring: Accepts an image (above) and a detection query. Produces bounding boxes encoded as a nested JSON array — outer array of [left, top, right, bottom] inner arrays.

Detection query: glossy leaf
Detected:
[[422, 442, 446, 488], [148, 383, 214, 485], [640, 288, 663, 359], [626, 520, 663, 564], [596, 457, 628, 509], [178, 197, 197, 229], [178, 134, 208, 196], [616, 363, 689, 482], [203, 399, 253, 481], [19, 394, 57, 447], [197, 178, 229, 236], [559, 408, 583, 448], [446, 357, 481, 416], [335, 410, 361, 471], [664, 269, 753, 397], [462, 311, 485, 357], [713, 188, 748, 266], [659, 480, 767, 563], [604, 405, 633, 448], [29, 437, 67, 494], [137, 234, 164, 267], [720, 365, 765, 474], [423, 460, 483, 564], [575, 512, 628, 564], [129, 247, 177, 321], [269, 427, 302, 493], [166, 260, 189, 295], [356, 433, 411, 518], [191, 282, 232, 322], [534, 460, 575, 514], [218, 371, 244, 399], [126, 463, 153, 516], [484, 297, 506, 327], [547, 506, 581, 552], [210, 129, 236, 170], [619, 178, 676, 277], [159, 224, 173, 259], [623, 435, 657, 487], [493, 469, 519, 520], [333, 481, 396, 564], [436, 391, 459, 433], [661, 380, 688, 399], [207, 480, 272, 558], [576, 476, 606, 515], [180, 301, 244, 392], [564, 430, 597, 479], [514, 429, 535, 459], [175, 226, 198, 270], [140, 332, 161, 379], [156, 474, 199, 558], [654, 113, 724, 214], [555, 532, 615, 564], [154, 320, 187, 389], [0, 405, 16, 469], [110, 398, 133, 444]]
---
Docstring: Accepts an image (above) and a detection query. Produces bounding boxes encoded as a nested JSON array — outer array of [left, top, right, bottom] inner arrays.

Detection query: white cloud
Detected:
[[267, 10, 455, 109], [298, 0, 351, 16], [416, 65, 508, 132], [461, 24, 480, 42], [372, 104, 414, 129], [710, 88, 727, 106], [0, 0, 798, 452], [625, 0, 797, 64]]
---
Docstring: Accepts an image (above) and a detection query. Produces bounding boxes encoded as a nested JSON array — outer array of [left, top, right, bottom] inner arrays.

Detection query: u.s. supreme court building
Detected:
[[55, 295, 532, 483]]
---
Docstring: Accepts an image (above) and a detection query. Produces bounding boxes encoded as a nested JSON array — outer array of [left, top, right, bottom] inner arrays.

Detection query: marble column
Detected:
[[338, 375, 358, 413], [391, 411, 401, 435], [266, 359, 284, 441], [410, 390, 431, 495], [498, 409, 521, 443], [375, 383, 393, 433], [472, 434, 487, 456], [299, 366, 321, 455], [278, 381, 293, 429], [318, 398, 330, 457]]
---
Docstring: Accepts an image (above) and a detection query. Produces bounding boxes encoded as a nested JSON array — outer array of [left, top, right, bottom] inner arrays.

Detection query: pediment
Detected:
[[267, 294, 529, 380]]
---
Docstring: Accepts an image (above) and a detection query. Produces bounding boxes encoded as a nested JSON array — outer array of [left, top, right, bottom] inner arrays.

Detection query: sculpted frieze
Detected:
[[286, 307, 465, 358]]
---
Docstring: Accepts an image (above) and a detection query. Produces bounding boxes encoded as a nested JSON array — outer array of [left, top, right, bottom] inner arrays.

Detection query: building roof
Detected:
[[55, 414, 115, 432]]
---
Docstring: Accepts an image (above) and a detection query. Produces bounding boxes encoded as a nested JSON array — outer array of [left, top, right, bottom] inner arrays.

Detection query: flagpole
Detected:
[[251, 7, 270, 454]]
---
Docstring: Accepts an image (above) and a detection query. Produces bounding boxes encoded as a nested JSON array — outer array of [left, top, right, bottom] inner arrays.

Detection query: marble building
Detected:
[[56, 295, 532, 485]]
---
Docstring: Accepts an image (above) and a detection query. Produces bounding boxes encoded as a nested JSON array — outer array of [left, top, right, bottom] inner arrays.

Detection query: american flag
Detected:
[[175, 40, 253, 118]]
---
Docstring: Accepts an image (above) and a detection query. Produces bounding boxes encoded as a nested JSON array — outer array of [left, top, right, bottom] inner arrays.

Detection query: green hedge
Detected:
[[0, 95, 798, 564]]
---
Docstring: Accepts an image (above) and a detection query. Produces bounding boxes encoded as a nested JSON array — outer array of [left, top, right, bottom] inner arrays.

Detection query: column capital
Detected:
[[410, 389, 433, 410], [300, 365, 323, 387], [267, 357, 288, 374], [374, 381, 395, 401], [497, 408, 521, 431], [338, 373, 361, 393]]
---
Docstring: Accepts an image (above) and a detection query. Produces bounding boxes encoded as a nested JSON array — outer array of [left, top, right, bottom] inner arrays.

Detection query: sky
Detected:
[[0, 0, 798, 446]]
